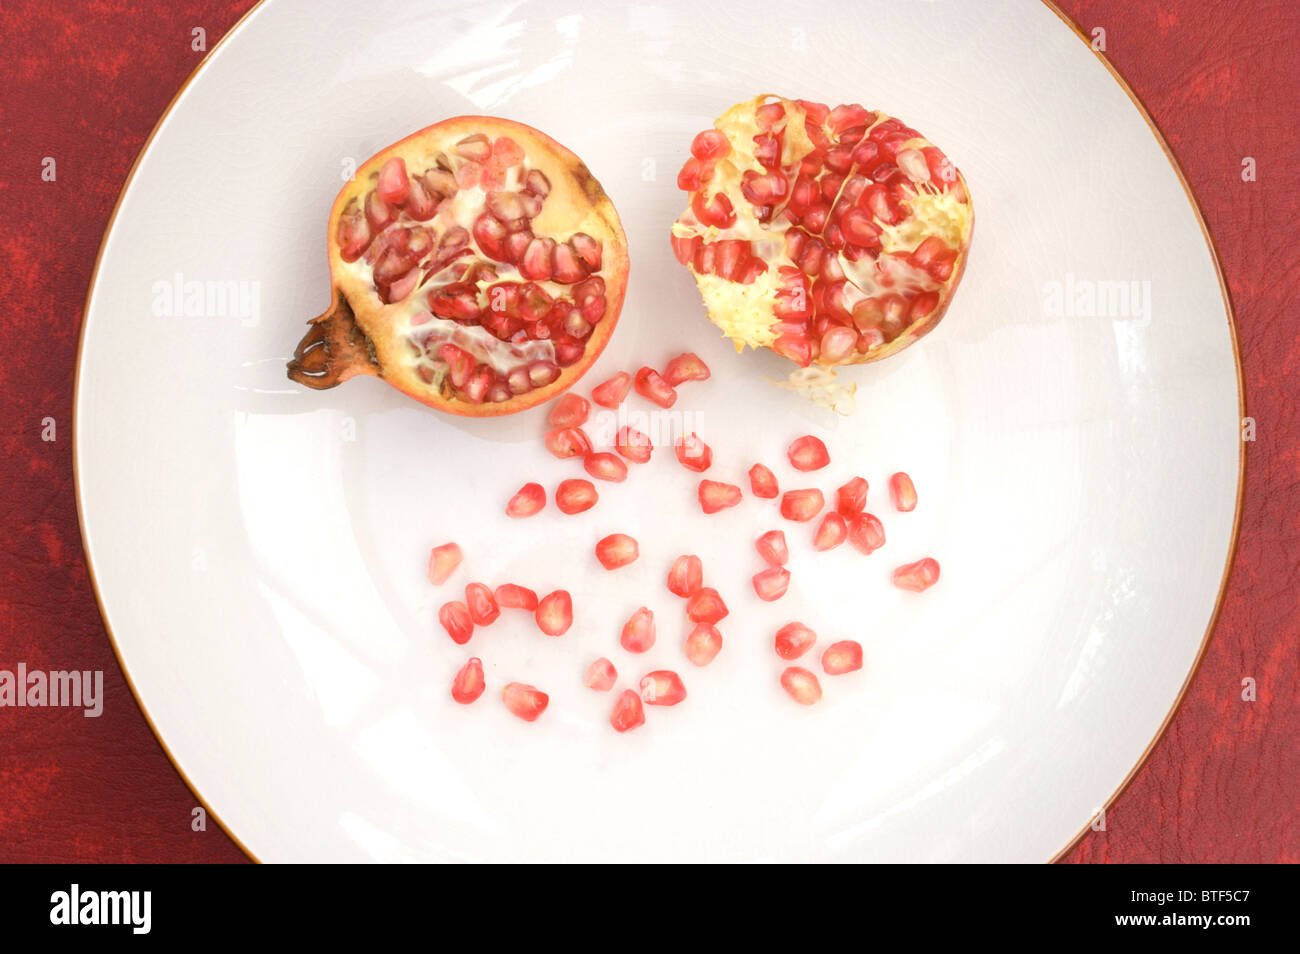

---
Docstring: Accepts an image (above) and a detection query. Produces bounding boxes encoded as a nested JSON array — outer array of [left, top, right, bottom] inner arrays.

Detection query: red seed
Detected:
[[752, 566, 791, 601], [748, 463, 780, 498], [595, 533, 639, 569], [494, 583, 538, 611], [438, 601, 474, 644], [591, 371, 632, 408], [698, 479, 743, 514], [502, 682, 549, 722], [780, 488, 824, 522], [426, 542, 462, 585], [667, 555, 703, 598], [893, 557, 940, 592], [585, 657, 617, 691], [535, 589, 573, 635], [889, 472, 918, 512], [663, 352, 711, 386], [813, 512, 848, 550], [544, 427, 592, 459], [506, 482, 546, 518], [847, 513, 886, 554], [822, 640, 864, 675], [787, 435, 830, 471], [674, 432, 713, 472], [756, 529, 789, 565], [780, 666, 822, 705], [620, 606, 656, 653], [548, 393, 590, 428], [584, 452, 629, 482], [376, 157, 410, 205], [691, 129, 731, 161], [451, 657, 485, 704], [836, 477, 869, 516], [775, 622, 817, 660], [686, 587, 728, 624], [555, 478, 598, 514], [609, 689, 645, 732], [684, 623, 723, 666], [465, 582, 500, 625], [634, 367, 677, 408], [615, 426, 654, 463], [639, 670, 687, 706]]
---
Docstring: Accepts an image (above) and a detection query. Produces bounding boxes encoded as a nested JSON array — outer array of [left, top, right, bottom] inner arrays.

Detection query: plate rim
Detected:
[[70, 0, 1246, 865]]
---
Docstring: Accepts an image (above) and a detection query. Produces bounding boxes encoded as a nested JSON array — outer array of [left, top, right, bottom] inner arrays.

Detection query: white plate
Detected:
[[75, 0, 1241, 862]]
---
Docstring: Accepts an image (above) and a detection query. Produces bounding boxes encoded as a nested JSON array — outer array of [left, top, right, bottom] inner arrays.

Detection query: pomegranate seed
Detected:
[[615, 426, 654, 463], [698, 479, 743, 514], [774, 622, 817, 660], [822, 640, 864, 675], [748, 463, 780, 498], [535, 589, 573, 635], [620, 606, 656, 653], [667, 554, 703, 598], [610, 689, 646, 732], [684, 623, 722, 666], [595, 533, 639, 570], [639, 670, 687, 706], [787, 435, 830, 471], [633, 367, 677, 408], [889, 472, 918, 512], [584, 452, 629, 482], [893, 557, 940, 592], [756, 529, 789, 565], [752, 566, 791, 601], [780, 667, 823, 705], [438, 601, 474, 645], [813, 512, 848, 550], [585, 657, 617, 691], [451, 657, 485, 704], [847, 513, 886, 554], [674, 432, 713, 472], [555, 478, 598, 514], [376, 157, 410, 205], [548, 393, 590, 428], [465, 582, 500, 625], [545, 427, 592, 459], [426, 542, 462, 585], [780, 488, 824, 522], [591, 371, 632, 408], [506, 482, 546, 518], [502, 682, 549, 722], [495, 583, 538, 611], [836, 477, 869, 515], [686, 587, 728, 624], [691, 129, 731, 161], [663, 352, 711, 386]]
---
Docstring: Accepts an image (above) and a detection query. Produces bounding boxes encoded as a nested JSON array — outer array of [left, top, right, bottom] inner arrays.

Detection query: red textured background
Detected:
[[0, 0, 1294, 863]]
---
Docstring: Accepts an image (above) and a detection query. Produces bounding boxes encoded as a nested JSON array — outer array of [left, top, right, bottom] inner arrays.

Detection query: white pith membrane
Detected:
[[672, 95, 974, 414], [334, 133, 612, 406]]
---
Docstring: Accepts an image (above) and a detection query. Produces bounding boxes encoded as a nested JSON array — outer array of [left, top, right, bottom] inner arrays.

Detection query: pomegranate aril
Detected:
[[438, 601, 474, 645], [820, 326, 857, 364], [620, 606, 656, 653], [774, 622, 816, 660], [677, 157, 706, 192], [686, 587, 728, 624], [465, 582, 500, 626], [836, 477, 869, 516], [684, 623, 722, 666], [591, 371, 632, 409], [848, 513, 886, 554], [780, 488, 824, 522], [506, 482, 546, 518], [756, 529, 789, 566], [674, 433, 713, 472], [634, 367, 677, 408], [822, 640, 864, 675], [780, 667, 823, 706], [528, 361, 561, 388], [596, 533, 639, 570], [610, 689, 646, 732], [375, 156, 410, 206], [545, 427, 592, 459], [495, 583, 538, 611], [663, 352, 711, 386], [667, 555, 703, 598], [585, 657, 617, 692], [426, 542, 463, 585], [691, 129, 731, 160], [584, 452, 628, 482], [365, 190, 393, 232], [698, 480, 742, 514], [547, 393, 590, 428], [615, 426, 653, 463], [752, 566, 791, 602], [787, 435, 830, 471], [692, 191, 736, 229], [502, 682, 549, 722], [889, 472, 918, 512], [555, 478, 598, 515], [639, 670, 687, 706], [451, 657, 486, 705], [535, 589, 573, 636], [552, 242, 588, 284], [813, 512, 848, 551], [571, 232, 603, 271], [893, 557, 940, 592], [748, 463, 780, 498]]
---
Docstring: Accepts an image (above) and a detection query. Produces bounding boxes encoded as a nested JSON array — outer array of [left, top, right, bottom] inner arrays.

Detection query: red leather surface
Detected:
[[0, 0, 1293, 863]]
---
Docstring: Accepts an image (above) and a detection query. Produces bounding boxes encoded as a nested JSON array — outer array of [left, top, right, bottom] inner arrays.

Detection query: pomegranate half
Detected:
[[289, 117, 629, 415]]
